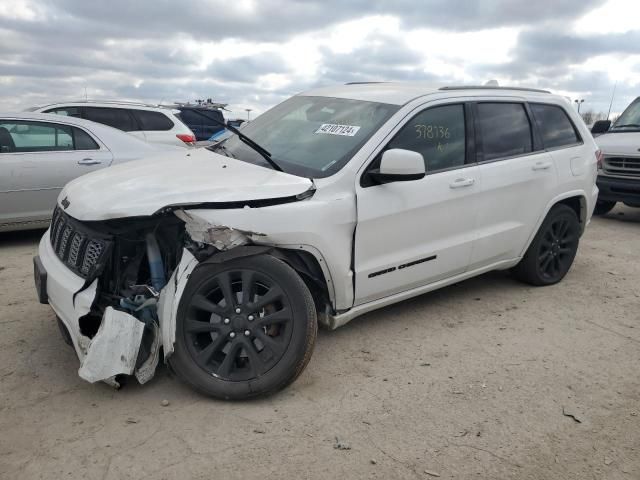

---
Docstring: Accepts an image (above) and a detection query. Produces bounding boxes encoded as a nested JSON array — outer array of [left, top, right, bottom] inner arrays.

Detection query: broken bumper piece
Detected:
[[78, 307, 145, 386], [37, 232, 165, 389]]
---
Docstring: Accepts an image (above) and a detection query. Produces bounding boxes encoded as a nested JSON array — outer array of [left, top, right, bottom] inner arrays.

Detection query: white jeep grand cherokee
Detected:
[[34, 83, 599, 399]]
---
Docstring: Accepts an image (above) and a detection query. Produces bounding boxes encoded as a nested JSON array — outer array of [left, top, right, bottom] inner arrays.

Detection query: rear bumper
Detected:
[[596, 174, 640, 205]]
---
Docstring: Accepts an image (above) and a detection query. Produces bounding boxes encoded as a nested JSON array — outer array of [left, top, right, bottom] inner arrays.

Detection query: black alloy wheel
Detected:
[[536, 216, 579, 282], [185, 268, 293, 381], [169, 254, 317, 399], [513, 204, 580, 286]]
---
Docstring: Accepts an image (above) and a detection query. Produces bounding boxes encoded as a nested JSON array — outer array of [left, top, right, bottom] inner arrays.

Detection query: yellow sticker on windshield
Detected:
[[315, 124, 361, 136]]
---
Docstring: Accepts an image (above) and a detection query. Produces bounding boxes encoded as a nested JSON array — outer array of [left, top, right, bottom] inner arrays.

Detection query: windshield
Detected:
[[611, 97, 640, 130], [214, 96, 399, 178]]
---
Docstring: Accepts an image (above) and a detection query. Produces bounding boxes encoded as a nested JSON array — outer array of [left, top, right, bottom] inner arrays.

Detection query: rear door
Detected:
[[0, 119, 112, 226], [469, 100, 558, 268]]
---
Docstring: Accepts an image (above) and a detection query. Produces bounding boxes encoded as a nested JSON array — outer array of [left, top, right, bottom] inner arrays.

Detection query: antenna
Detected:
[[607, 81, 617, 120], [84, 87, 87, 100]]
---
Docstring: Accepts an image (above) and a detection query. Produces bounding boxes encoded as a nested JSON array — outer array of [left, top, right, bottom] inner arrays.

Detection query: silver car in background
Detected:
[[0, 112, 161, 232]]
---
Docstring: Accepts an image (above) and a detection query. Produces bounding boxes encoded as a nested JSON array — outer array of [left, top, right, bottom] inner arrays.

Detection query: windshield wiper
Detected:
[[612, 123, 640, 129], [189, 109, 283, 172]]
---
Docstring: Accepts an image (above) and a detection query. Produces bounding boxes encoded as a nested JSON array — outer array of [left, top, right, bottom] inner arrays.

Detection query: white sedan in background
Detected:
[[0, 112, 162, 232]]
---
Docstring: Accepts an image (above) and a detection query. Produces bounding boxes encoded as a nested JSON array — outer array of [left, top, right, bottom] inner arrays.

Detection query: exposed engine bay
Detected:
[[49, 206, 191, 386]]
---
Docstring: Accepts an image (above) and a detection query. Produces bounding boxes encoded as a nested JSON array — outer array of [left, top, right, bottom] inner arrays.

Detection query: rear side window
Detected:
[[45, 107, 82, 118], [83, 107, 135, 131], [386, 104, 466, 173], [477, 103, 532, 161], [0, 120, 73, 152], [73, 127, 99, 150], [132, 110, 174, 131], [530, 103, 580, 149]]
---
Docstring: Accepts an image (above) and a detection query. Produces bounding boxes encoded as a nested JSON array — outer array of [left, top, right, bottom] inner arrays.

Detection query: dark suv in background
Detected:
[[173, 103, 227, 141]]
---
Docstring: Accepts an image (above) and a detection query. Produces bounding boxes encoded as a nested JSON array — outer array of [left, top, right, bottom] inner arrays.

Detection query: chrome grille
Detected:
[[602, 156, 640, 177], [49, 206, 110, 279]]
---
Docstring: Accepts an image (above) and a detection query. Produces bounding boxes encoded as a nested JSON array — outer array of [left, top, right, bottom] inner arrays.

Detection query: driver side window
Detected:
[[387, 104, 466, 173]]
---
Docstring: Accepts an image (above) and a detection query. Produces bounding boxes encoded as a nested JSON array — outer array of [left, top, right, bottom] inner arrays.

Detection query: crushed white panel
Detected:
[[135, 322, 161, 385], [175, 210, 265, 251], [158, 248, 198, 359], [78, 307, 145, 383]]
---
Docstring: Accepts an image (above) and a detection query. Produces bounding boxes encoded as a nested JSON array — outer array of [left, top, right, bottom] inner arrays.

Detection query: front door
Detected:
[[354, 103, 481, 305]]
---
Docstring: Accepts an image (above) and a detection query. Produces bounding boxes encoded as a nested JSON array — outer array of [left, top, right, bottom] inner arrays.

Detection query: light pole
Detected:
[[574, 99, 584, 113], [245, 108, 253, 121]]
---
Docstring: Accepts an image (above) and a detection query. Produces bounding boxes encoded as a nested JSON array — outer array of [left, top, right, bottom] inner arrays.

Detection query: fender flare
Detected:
[[520, 189, 589, 257]]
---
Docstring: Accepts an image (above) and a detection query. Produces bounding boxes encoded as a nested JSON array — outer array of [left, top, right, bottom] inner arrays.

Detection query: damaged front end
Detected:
[[48, 205, 191, 387]]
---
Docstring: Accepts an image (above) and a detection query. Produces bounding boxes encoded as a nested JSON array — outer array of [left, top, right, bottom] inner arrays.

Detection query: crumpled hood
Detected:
[[596, 132, 640, 156], [59, 148, 313, 221]]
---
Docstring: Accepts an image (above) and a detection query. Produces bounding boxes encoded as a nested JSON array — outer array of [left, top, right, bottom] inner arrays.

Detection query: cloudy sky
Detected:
[[1, 0, 639, 119]]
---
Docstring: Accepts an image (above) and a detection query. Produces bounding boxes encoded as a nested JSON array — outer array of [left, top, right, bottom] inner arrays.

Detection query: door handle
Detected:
[[449, 178, 475, 189], [532, 161, 552, 171], [77, 158, 101, 166]]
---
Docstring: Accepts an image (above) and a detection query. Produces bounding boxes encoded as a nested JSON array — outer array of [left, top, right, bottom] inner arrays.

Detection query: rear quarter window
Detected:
[[132, 110, 174, 131], [72, 127, 99, 150], [83, 107, 136, 131], [530, 103, 581, 149]]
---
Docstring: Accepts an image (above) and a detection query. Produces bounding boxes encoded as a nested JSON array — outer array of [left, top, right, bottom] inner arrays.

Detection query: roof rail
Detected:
[[47, 99, 168, 108], [165, 101, 228, 110], [344, 81, 389, 85], [439, 86, 551, 94]]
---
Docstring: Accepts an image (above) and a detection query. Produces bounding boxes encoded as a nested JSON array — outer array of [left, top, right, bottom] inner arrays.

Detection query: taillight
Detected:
[[595, 149, 604, 169], [177, 133, 196, 146]]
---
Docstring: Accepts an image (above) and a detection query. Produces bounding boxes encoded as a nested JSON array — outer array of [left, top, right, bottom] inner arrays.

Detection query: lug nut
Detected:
[[244, 330, 251, 337], [229, 332, 236, 339], [223, 318, 230, 324], [235, 308, 241, 314], [248, 315, 254, 321]]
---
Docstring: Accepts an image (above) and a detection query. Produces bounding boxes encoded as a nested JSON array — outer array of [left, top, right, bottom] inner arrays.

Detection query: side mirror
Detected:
[[591, 120, 611, 135], [369, 149, 426, 184]]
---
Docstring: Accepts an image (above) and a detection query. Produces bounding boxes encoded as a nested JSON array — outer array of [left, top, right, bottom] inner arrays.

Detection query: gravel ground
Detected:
[[0, 206, 638, 480]]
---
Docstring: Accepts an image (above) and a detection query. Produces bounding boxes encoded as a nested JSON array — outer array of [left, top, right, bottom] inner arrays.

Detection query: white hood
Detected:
[[59, 147, 313, 221], [596, 132, 640, 156]]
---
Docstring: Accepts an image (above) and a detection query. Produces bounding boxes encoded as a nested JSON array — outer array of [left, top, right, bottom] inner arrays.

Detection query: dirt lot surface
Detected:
[[0, 206, 638, 480]]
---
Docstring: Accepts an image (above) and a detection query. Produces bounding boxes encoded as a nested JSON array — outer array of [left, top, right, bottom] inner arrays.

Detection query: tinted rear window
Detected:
[[83, 107, 135, 132], [179, 108, 224, 125], [73, 127, 99, 150], [477, 103, 532, 161], [132, 110, 174, 131], [530, 103, 580, 149]]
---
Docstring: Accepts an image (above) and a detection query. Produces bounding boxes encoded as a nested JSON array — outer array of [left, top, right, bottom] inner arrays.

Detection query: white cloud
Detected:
[[574, 0, 640, 34]]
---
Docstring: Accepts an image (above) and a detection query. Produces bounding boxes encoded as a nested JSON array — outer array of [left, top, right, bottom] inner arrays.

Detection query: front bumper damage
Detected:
[[37, 224, 199, 388]]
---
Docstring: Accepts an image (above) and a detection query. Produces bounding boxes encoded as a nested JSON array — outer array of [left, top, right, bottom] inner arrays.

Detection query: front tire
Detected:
[[593, 200, 616, 216], [512, 204, 580, 286], [169, 254, 317, 400]]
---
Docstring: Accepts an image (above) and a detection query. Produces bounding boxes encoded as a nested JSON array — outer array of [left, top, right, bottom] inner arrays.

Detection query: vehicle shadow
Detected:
[[597, 204, 640, 223], [0, 228, 46, 248]]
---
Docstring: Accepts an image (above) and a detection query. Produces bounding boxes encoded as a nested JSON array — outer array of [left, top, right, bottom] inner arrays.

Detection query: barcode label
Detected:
[[315, 123, 361, 136]]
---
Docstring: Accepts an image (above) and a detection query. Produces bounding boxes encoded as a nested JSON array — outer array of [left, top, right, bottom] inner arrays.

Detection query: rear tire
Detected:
[[593, 200, 616, 216], [169, 254, 317, 400], [512, 204, 580, 286]]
